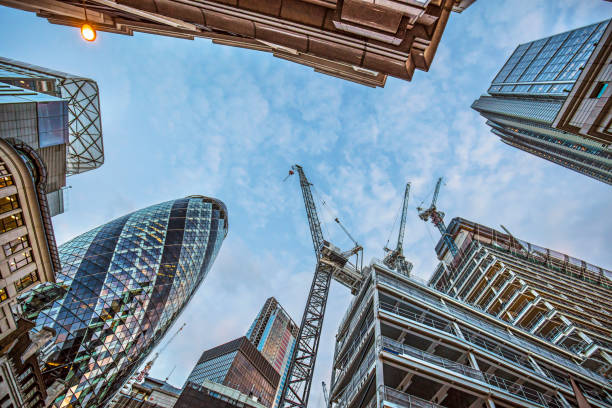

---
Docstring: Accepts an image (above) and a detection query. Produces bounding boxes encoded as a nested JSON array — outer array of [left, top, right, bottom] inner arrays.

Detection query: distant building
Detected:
[[175, 381, 267, 408], [0, 57, 104, 214], [111, 376, 181, 408], [472, 20, 612, 185], [1, 0, 474, 87], [247, 297, 298, 408], [184, 337, 280, 408], [32, 196, 228, 408]]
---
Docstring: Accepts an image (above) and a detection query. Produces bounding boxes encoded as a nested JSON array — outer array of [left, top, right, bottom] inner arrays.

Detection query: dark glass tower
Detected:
[[471, 20, 612, 185], [33, 196, 228, 408]]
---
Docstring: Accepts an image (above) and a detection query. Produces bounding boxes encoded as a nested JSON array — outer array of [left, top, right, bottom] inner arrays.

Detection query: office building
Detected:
[[472, 20, 612, 185], [175, 381, 268, 408], [553, 21, 612, 146], [1, 0, 474, 87], [247, 297, 298, 408], [111, 376, 181, 408], [183, 337, 280, 408], [0, 137, 59, 340], [31, 196, 228, 408], [328, 223, 611, 407], [0, 57, 104, 214]]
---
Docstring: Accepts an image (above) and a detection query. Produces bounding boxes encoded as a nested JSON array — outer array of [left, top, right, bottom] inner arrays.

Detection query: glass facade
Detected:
[[489, 21, 608, 96], [246, 298, 298, 408], [32, 196, 228, 408], [472, 20, 612, 185], [185, 337, 280, 408], [187, 351, 238, 385], [0, 57, 104, 175]]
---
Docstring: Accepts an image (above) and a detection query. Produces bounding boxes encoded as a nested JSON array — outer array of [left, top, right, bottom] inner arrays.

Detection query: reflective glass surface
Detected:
[[34, 196, 228, 408], [489, 20, 609, 96]]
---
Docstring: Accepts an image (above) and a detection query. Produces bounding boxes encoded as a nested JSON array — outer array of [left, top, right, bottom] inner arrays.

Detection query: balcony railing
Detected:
[[333, 320, 374, 389], [380, 337, 562, 408], [374, 272, 608, 384], [379, 386, 443, 408], [336, 347, 376, 408], [336, 302, 374, 358], [338, 285, 374, 336], [379, 300, 453, 334]]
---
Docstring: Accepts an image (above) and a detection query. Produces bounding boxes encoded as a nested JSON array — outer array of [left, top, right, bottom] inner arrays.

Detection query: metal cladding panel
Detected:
[[32, 196, 228, 408]]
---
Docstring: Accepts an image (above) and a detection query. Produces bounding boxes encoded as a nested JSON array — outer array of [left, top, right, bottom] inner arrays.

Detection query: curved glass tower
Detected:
[[33, 196, 228, 408]]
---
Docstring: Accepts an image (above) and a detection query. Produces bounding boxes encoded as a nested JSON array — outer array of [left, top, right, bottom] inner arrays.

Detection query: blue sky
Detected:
[[1, 1, 611, 406]]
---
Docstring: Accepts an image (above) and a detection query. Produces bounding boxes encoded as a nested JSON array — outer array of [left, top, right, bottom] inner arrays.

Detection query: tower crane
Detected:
[[322, 381, 329, 408], [279, 165, 363, 408], [383, 183, 413, 276], [110, 323, 187, 406], [134, 323, 186, 383], [417, 177, 459, 257]]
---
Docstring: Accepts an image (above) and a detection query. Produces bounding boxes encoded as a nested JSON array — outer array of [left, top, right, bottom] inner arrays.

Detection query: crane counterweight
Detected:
[[417, 177, 458, 258]]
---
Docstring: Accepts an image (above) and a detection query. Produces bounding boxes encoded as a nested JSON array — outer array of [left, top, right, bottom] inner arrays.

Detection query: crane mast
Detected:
[[280, 165, 362, 408], [417, 177, 459, 257], [383, 183, 412, 276]]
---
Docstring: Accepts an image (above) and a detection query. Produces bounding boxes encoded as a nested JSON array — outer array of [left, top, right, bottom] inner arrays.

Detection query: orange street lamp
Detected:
[[81, 23, 96, 42]]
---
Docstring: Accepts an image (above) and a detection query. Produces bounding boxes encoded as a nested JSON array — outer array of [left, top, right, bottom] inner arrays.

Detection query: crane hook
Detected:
[[283, 170, 295, 182]]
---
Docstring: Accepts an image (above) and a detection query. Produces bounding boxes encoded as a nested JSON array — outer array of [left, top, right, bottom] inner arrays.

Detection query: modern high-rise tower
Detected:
[[182, 336, 280, 408], [247, 297, 299, 408], [0, 57, 105, 214], [30, 196, 228, 408], [328, 220, 611, 408], [472, 20, 612, 185], [1, 0, 474, 87]]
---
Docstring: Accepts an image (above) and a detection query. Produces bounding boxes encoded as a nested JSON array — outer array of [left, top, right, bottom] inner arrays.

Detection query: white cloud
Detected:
[[1, 1, 610, 406]]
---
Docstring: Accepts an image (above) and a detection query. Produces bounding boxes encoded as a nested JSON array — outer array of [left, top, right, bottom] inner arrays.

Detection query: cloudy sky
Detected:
[[1, 1, 611, 406]]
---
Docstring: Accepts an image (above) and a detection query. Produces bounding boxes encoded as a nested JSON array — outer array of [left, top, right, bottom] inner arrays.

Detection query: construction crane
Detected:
[[383, 182, 413, 276], [134, 323, 186, 383], [322, 381, 329, 408], [417, 177, 459, 257], [279, 165, 363, 408]]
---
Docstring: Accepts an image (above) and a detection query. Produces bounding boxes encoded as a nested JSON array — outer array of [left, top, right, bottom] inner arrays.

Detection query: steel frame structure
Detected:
[[280, 165, 363, 408]]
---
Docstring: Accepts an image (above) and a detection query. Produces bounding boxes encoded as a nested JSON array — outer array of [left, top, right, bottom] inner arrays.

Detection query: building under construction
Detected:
[[328, 219, 611, 408]]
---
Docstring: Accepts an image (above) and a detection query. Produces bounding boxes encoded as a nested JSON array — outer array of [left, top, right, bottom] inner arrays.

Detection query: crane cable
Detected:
[[384, 197, 402, 250]]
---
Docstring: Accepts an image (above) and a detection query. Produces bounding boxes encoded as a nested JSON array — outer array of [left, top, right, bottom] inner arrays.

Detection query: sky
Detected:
[[1, 1, 612, 407]]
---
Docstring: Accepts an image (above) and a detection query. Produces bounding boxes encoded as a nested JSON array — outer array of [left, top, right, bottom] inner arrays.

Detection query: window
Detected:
[[0, 195, 19, 215], [3, 236, 29, 257], [0, 175, 13, 189], [14, 272, 38, 292], [0, 212, 23, 233], [591, 82, 608, 99], [0, 288, 7, 302], [9, 250, 33, 272]]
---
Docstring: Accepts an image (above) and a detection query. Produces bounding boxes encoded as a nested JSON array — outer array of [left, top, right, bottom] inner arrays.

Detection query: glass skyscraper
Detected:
[[472, 20, 612, 185], [246, 297, 298, 408], [32, 196, 228, 408]]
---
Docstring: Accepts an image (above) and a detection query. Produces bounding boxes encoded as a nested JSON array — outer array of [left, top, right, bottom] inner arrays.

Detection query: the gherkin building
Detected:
[[32, 196, 228, 407]]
